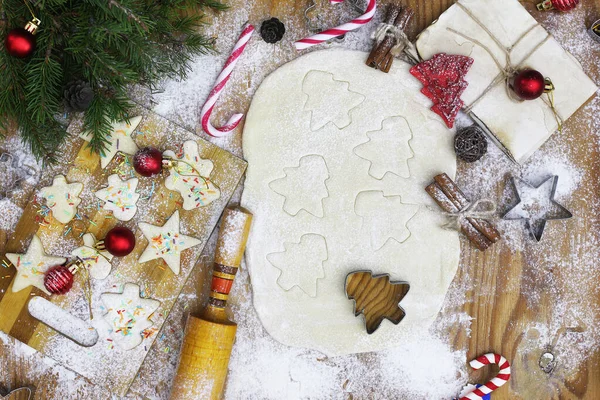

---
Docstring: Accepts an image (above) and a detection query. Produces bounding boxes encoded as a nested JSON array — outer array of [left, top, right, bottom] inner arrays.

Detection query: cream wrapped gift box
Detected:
[[416, 0, 598, 164]]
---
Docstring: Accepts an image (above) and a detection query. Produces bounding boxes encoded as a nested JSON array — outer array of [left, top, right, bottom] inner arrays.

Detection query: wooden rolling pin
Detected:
[[170, 206, 253, 400]]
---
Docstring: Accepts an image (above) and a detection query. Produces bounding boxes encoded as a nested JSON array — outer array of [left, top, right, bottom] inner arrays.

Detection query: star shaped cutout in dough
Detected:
[[6, 235, 67, 294], [138, 211, 201, 275], [95, 174, 140, 221], [80, 116, 141, 168], [101, 283, 160, 350], [503, 176, 572, 241], [163, 140, 221, 210], [71, 233, 114, 280], [40, 175, 84, 224]]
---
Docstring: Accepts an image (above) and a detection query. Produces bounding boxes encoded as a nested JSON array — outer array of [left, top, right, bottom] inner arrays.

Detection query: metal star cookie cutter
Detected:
[[305, 0, 362, 42], [502, 175, 572, 242], [590, 19, 600, 44], [0, 153, 24, 199]]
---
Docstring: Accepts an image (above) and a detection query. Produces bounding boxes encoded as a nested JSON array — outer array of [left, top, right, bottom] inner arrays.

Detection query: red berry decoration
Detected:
[[4, 18, 40, 58], [133, 147, 164, 177], [100, 226, 136, 257], [44, 265, 74, 295], [511, 69, 546, 101], [410, 53, 474, 129], [537, 0, 579, 12]]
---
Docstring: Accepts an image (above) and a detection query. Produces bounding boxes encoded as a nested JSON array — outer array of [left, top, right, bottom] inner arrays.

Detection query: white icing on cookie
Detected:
[[6, 235, 66, 294], [163, 140, 220, 210], [137, 210, 201, 275], [101, 283, 160, 350], [71, 233, 114, 280], [40, 175, 83, 224], [80, 116, 141, 168], [95, 174, 140, 221]]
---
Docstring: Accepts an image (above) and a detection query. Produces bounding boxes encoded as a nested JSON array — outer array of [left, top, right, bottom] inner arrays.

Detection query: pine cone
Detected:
[[64, 80, 94, 112], [260, 18, 285, 44]]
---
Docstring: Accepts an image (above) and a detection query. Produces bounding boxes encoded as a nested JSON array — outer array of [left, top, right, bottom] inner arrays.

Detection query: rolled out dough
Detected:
[[241, 50, 460, 356]]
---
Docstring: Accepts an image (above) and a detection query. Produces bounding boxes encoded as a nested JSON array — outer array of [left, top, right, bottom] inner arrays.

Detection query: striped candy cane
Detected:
[[295, 0, 377, 51], [200, 25, 255, 138], [459, 353, 511, 400]]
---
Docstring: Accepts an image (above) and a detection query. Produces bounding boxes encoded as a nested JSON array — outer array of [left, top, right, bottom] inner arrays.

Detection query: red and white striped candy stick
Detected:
[[295, 0, 377, 51], [460, 353, 511, 400], [200, 25, 255, 138]]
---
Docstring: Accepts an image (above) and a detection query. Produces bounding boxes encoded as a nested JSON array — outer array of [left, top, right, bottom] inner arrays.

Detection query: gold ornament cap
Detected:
[[24, 17, 41, 34]]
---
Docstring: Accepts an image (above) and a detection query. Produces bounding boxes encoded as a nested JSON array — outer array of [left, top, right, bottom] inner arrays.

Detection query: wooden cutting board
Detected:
[[0, 105, 246, 395]]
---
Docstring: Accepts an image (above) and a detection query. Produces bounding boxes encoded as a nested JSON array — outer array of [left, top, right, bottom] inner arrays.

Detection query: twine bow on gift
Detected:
[[446, 2, 564, 132], [441, 198, 497, 231], [372, 22, 413, 56]]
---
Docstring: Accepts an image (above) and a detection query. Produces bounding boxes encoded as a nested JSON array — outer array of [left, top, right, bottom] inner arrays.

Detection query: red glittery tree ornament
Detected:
[[133, 147, 165, 177], [537, 0, 579, 12], [4, 18, 40, 58], [410, 53, 474, 129]]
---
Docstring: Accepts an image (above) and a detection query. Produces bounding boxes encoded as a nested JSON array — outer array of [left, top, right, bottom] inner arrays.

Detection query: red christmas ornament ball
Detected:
[[44, 265, 74, 295], [133, 147, 164, 177], [550, 0, 579, 11], [4, 27, 36, 58], [511, 69, 546, 101], [104, 226, 136, 257]]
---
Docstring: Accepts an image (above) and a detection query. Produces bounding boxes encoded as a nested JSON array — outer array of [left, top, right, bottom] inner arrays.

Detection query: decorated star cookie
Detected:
[[138, 210, 201, 275], [80, 116, 141, 168], [40, 175, 84, 224], [71, 233, 113, 280], [95, 174, 140, 221], [163, 141, 221, 210], [101, 283, 160, 350], [6, 235, 66, 294]]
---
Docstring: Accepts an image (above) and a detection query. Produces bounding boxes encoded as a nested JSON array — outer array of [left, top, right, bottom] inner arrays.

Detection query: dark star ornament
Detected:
[[503, 175, 572, 241]]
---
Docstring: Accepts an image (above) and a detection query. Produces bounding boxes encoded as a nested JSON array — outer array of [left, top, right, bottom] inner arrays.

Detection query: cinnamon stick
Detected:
[[366, 5, 414, 73]]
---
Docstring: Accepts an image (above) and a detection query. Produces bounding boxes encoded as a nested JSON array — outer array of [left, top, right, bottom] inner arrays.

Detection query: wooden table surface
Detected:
[[1, 0, 599, 399]]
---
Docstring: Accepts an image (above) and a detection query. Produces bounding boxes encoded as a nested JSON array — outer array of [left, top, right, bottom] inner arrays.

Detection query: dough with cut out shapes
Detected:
[[242, 50, 460, 356], [138, 210, 201, 275], [80, 116, 141, 168], [354, 117, 414, 179], [163, 140, 220, 210], [269, 155, 329, 217], [71, 233, 113, 280], [7, 235, 66, 294], [355, 191, 419, 250], [303, 70, 365, 131], [101, 283, 160, 350], [40, 175, 83, 224], [95, 174, 140, 221], [267, 234, 327, 297]]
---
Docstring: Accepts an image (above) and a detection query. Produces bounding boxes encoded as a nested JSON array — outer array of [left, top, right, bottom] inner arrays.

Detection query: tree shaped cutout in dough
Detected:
[[345, 271, 410, 334], [354, 117, 415, 179], [101, 283, 160, 350], [355, 191, 419, 250], [267, 234, 327, 297], [163, 140, 221, 210], [269, 155, 330, 217], [40, 175, 84, 224], [302, 70, 365, 131]]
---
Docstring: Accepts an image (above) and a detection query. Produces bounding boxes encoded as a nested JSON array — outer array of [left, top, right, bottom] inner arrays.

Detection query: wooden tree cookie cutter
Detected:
[[345, 270, 410, 334]]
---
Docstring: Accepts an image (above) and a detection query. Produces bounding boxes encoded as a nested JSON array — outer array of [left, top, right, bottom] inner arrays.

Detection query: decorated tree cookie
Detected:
[[138, 210, 201, 275], [71, 233, 114, 280], [95, 174, 141, 221], [80, 116, 141, 168], [101, 283, 160, 350], [40, 175, 84, 224], [410, 53, 473, 128], [163, 141, 221, 210], [6, 235, 66, 294]]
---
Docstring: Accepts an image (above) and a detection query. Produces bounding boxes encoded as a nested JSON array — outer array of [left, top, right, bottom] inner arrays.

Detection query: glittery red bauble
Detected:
[[550, 0, 579, 11], [44, 265, 74, 295], [104, 226, 136, 257], [512, 69, 546, 101], [4, 28, 36, 58], [133, 147, 164, 177]]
